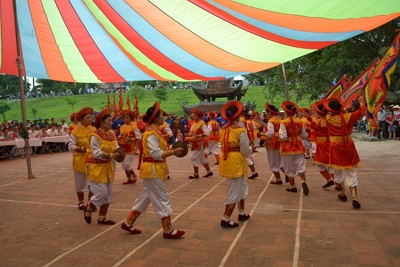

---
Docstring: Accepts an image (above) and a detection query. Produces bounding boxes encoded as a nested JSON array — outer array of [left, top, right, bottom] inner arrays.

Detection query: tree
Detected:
[[65, 97, 78, 112], [0, 102, 11, 121], [154, 87, 168, 103], [245, 18, 400, 102], [31, 107, 38, 119]]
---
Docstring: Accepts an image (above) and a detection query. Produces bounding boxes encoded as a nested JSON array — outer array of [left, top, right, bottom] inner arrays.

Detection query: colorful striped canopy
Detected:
[[1, 0, 399, 83]]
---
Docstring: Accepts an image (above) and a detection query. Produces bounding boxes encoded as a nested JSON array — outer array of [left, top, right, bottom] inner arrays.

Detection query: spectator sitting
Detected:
[[40, 126, 50, 138], [60, 126, 69, 136], [48, 125, 60, 137], [60, 119, 68, 130]]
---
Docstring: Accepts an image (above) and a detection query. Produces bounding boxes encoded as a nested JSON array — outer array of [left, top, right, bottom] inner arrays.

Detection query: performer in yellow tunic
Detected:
[[84, 108, 121, 225], [121, 102, 185, 239], [68, 107, 95, 210], [118, 110, 141, 185], [219, 101, 252, 228], [279, 101, 310, 195]]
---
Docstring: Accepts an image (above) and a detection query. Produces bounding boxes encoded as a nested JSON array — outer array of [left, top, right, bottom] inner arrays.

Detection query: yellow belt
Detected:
[[329, 135, 352, 142], [287, 136, 300, 141]]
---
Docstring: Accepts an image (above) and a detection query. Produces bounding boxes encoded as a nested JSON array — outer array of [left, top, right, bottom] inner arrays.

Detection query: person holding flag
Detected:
[[324, 98, 363, 209]]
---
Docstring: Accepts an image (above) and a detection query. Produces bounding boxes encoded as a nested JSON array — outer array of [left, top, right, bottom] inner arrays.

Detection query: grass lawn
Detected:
[[1, 86, 313, 122]]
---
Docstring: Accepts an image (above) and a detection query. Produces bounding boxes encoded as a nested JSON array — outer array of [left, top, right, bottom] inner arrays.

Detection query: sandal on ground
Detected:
[[188, 174, 200, 179], [270, 180, 283, 185], [84, 205, 92, 224], [286, 187, 298, 193], [121, 222, 141, 234], [78, 202, 85, 210], [203, 172, 213, 178], [122, 180, 133, 185], [220, 220, 239, 228], [98, 218, 115, 225]]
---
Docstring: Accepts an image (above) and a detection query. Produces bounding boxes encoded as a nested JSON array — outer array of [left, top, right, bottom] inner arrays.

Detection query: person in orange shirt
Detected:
[[279, 101, 310, 195], [118, 110, 141, 185], [324, 98, 363, 209], [185, 108, 213, 179], [299, 107, 312, 159], [258, 103, 287, 184], [204, 111, 220, 165], [307, 100, 335, 188], [239, 112, 258, 179]]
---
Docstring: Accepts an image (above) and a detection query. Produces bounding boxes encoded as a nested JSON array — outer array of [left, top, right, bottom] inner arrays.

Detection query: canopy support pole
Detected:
[[282, 63, 290, 101], [13, 0, 35, 180]]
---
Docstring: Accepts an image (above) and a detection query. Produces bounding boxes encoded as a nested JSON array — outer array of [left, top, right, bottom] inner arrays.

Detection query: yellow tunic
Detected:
[[219, 126, 248, 178], [118, 122, 138, 154], [139, 125, 169, 180], [71, 124, 96, 173], [86, 130, 117, 184]]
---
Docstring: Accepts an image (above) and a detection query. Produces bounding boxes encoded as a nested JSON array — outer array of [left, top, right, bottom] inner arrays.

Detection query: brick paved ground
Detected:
[[0, 135, 399, 267]]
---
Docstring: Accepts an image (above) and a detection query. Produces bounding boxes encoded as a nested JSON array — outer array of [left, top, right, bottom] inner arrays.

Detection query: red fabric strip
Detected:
[[93, 0, 222, 81], [55, 0, 124, 82], [0, 1, 22, 76], [190, 0, 335, 49]]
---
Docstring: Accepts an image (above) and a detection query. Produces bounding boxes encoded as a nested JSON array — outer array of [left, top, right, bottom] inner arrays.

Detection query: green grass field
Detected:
[[1, 86, 312, 122]]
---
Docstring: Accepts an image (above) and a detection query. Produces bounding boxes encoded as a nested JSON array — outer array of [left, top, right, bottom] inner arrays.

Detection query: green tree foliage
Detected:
[[65, 97, 78, 112], [154, 87, 168, 103], [31, 107, 38, 119], [245, 19, 400, 102], [0, 101, 11, 121]]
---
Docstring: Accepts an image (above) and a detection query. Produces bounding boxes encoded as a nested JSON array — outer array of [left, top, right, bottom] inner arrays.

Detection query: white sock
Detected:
[[222, 217, 230, 222]]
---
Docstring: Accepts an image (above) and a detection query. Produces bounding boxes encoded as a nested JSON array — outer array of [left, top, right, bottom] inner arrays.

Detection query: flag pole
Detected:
[[282, 63, 290, 101], [13, 0, 35, 179]]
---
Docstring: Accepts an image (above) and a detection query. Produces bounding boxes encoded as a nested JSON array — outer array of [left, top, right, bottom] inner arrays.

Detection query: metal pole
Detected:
[[13, 0, 35, 179], [282, 63, 290, 101]]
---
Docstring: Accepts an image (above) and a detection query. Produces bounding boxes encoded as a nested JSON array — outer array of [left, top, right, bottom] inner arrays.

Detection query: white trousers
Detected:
[[282, 154, 306, 177], [204, 141, 220, 156], [74, 170, 88, 192], [191, 144, 209, 167], [316, 164, 334, 174], [88, 181, 113, 207], [131, 178, 172, 218], [122, 153, 135, 171], [225, 177, 248, 205], [333, 168, 358, 187], [267, 149, 283, 172]]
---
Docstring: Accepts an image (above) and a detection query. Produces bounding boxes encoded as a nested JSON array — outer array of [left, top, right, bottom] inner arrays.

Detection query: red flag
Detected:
[[337, 59, 379, 108], [134, 93, 139, 114], [106, 93, 111, 109], [322, 75, 351, 100], [362, 31, 400, 126], [118, 88, 124, 112], [113, 93, 118, 116], [126, 95, 131, 111]]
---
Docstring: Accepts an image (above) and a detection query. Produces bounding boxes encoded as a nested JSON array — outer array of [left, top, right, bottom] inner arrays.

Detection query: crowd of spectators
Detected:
[[354, 104, 400, 140], [0, 117, 70, 141]]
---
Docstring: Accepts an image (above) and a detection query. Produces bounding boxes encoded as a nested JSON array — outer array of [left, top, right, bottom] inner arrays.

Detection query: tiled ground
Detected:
[[0, 136, 399, 267]]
